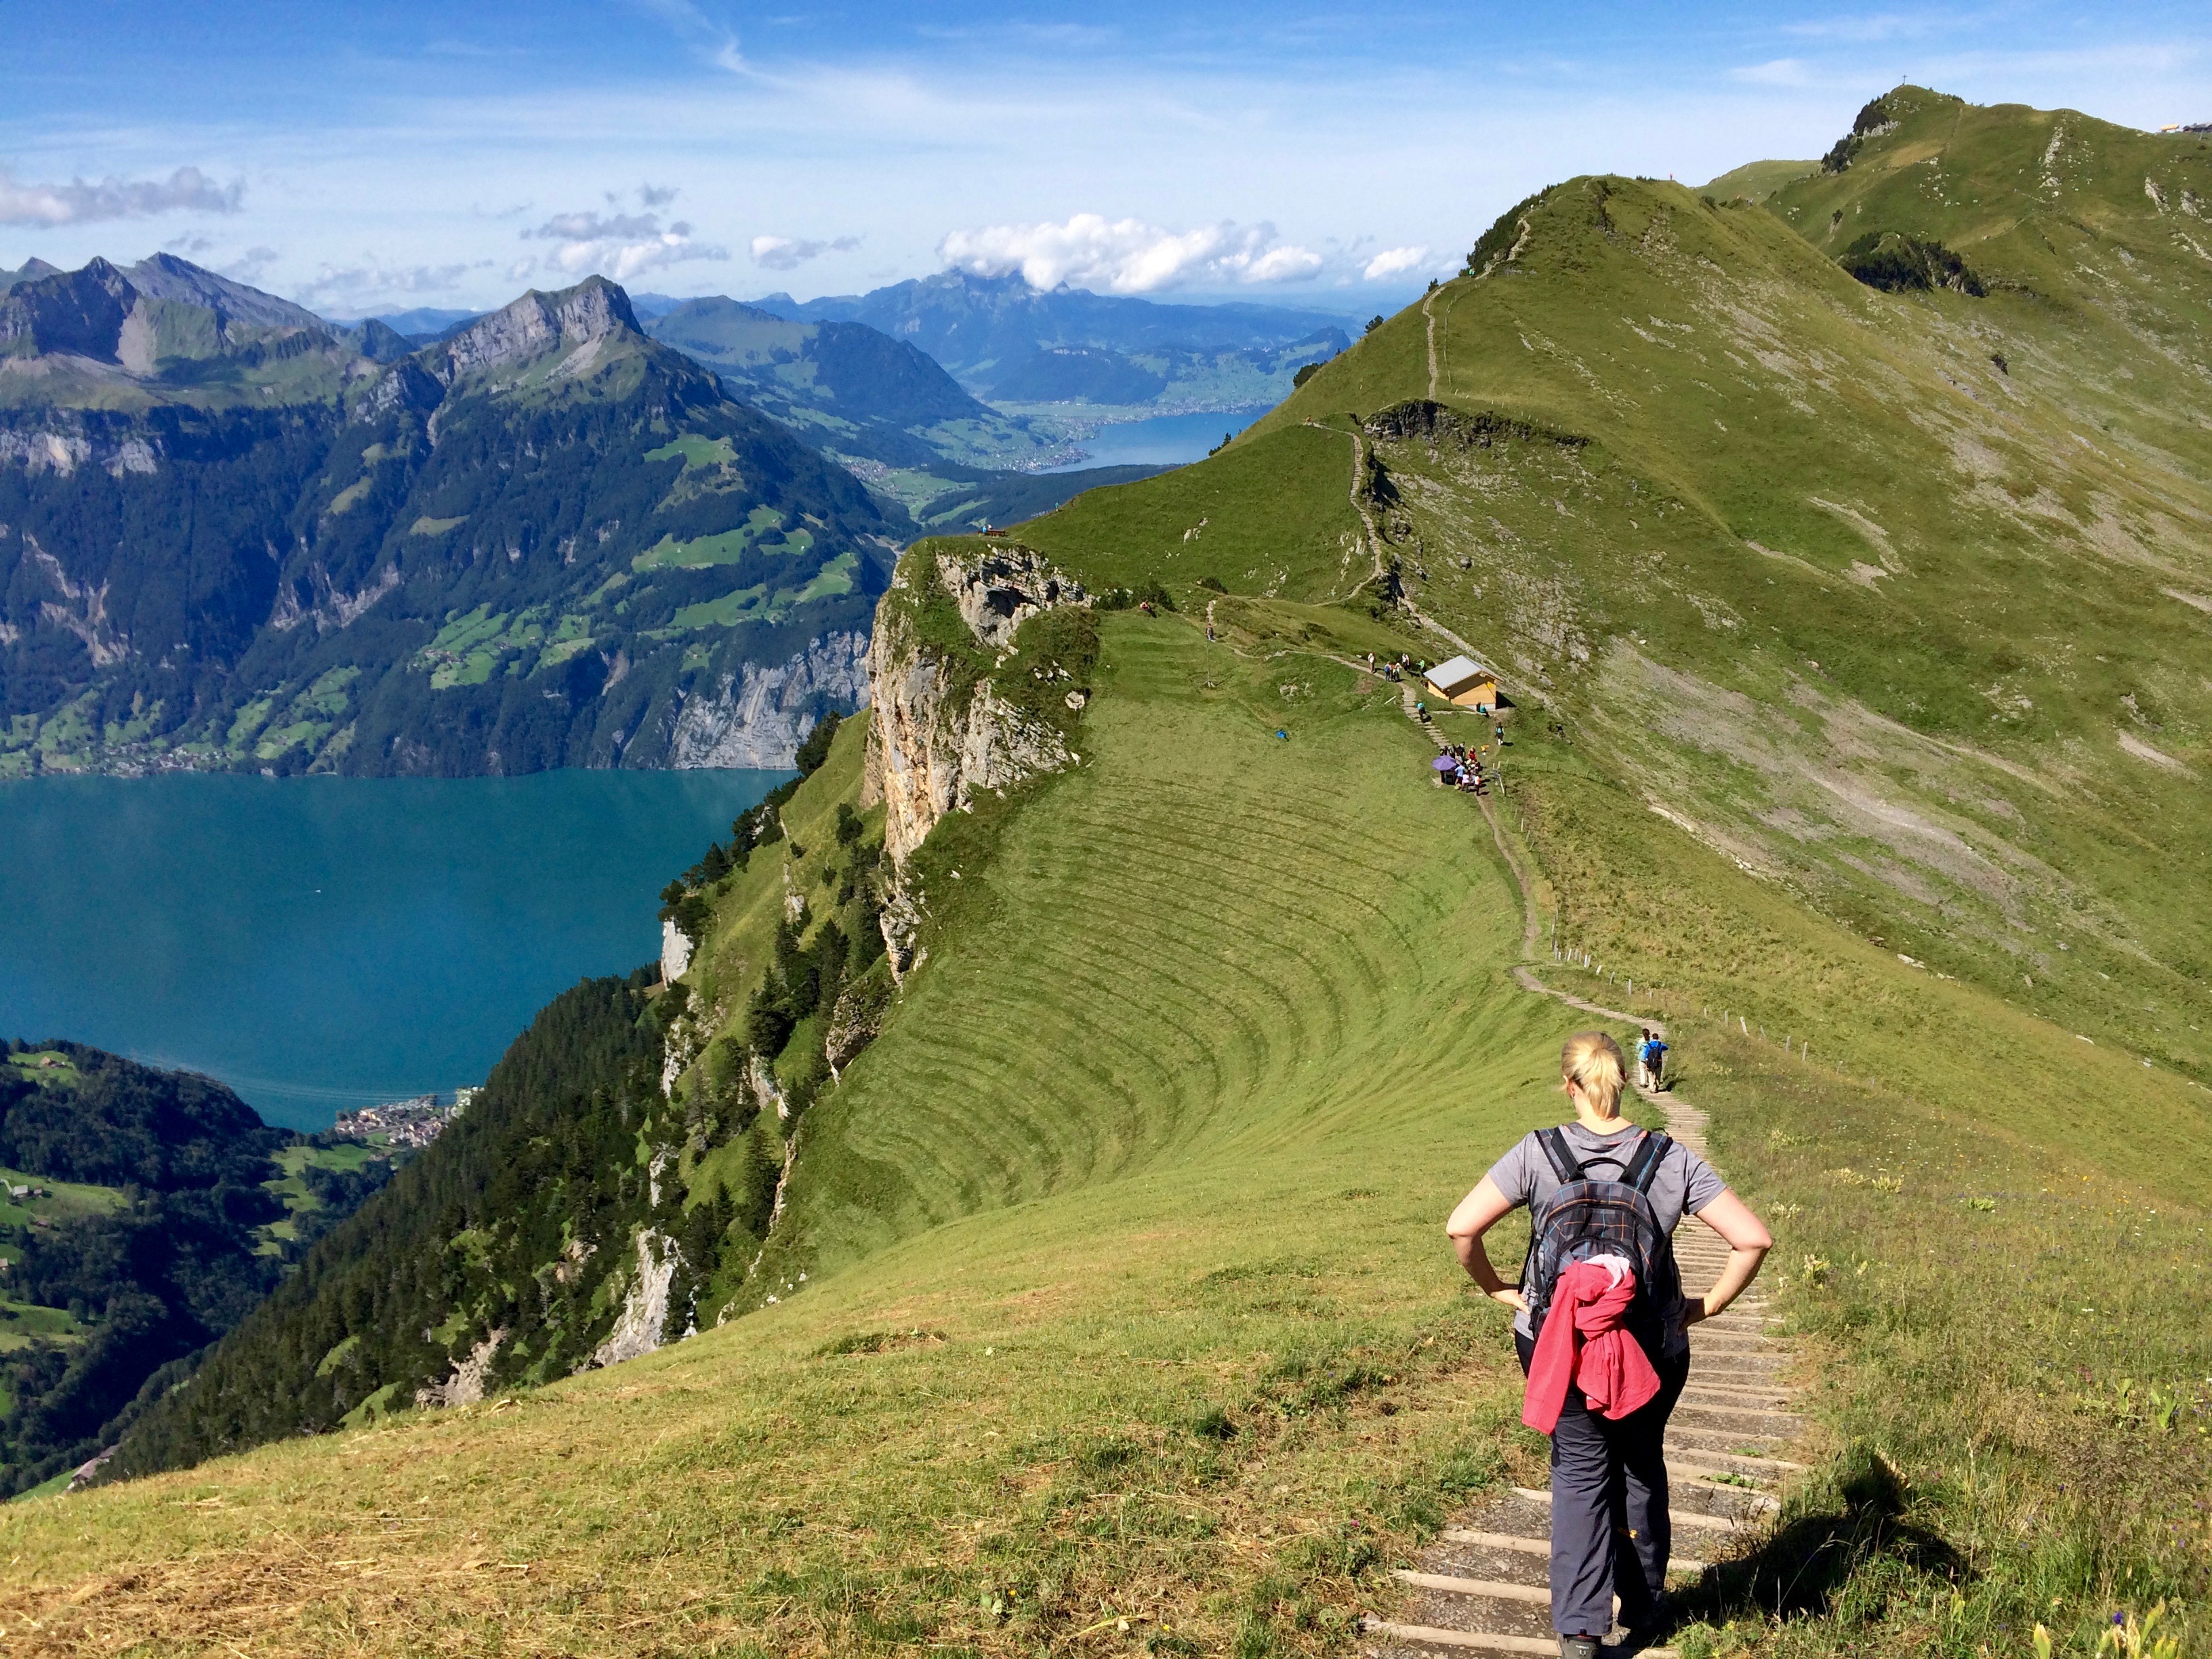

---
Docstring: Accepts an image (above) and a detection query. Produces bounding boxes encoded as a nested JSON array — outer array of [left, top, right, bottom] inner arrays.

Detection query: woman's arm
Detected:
[[1683, 1189, 1773, 1322], [1445, 1175, 1526, 1312]]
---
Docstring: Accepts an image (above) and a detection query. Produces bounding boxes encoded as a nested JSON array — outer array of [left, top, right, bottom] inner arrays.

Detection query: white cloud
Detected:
[[1361, 245, 1434, 281], [629, 0, 748, 74], [1732, 58, 1813, 86], [750, 233, 862, 270], [221, 246, 281, 284], [523, 201, 729, 284], [0, 165, 243, 227], [937, 213, 1322, 293], [293, 258, 493, 308]]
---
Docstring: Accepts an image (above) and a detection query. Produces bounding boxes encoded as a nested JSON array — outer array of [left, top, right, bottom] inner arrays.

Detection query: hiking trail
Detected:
[[1361, 691, 1804, 1659]]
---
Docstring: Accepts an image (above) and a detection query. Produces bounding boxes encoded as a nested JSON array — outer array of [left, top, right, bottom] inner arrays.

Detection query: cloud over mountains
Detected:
[[522, 189, 728, 283], [750, 234, 863, 271], [937, 213, 1324, 293], [0, 165, 242, 227]]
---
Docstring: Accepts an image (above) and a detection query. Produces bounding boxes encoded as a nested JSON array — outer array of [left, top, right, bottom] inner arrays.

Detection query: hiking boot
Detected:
[[1558, 1637, 1601, 1659], [1620, 1591, 1674, 1639]]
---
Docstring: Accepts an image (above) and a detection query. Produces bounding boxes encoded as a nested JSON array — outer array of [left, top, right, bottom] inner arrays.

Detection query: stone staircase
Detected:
[[1361, 1097, 1799, 1659]]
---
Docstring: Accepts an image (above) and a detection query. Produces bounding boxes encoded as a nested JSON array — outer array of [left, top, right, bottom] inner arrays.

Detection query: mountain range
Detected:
[[0, 264, 898, 775], [0, 256, 1341, 777], [752, 269, 1350, 411]]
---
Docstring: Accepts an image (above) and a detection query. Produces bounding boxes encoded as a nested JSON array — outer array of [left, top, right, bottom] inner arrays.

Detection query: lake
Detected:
[[0, 769, 784, 1130], [1043, 405, 1272, 472]]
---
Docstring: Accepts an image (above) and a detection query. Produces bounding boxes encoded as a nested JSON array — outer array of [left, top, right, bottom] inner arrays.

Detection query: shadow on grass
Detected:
[[1676, 1443, 1965, 1624]]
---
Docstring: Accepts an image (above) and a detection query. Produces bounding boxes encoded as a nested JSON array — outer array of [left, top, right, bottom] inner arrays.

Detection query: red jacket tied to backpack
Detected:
[[1521, 1256, 1662, 1433]]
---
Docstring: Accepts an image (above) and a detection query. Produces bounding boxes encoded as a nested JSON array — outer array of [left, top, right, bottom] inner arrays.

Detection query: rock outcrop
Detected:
[[588, 1230, 678, 1369], [665, 630, 872, 769], [414, 1326, 508, 1409], [862, 546, 1088, 869], [660, 916, 694, 983], [427, 277, 640, 384]]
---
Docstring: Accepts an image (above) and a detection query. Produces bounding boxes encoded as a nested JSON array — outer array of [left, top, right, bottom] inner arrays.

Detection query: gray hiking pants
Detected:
[[1517, 1334, 1691, 1637]]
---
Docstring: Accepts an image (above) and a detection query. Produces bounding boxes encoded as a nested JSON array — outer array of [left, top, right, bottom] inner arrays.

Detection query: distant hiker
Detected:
[[1645, 1033, 1669, 1092], [1446, 1032, 1772, 1656], [1635, 1028, 1653, 1090]]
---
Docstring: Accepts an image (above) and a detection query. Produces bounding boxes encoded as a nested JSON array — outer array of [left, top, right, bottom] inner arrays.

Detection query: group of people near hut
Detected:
[[1437, 743, 1490, 794]]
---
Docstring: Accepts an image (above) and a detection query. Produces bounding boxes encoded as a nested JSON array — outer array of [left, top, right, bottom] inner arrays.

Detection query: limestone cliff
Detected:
[[665, 631, 871, 769], [862, 545, 1090, 870]]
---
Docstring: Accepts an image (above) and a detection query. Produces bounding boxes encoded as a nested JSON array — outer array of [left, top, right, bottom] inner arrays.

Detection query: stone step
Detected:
[[1664, 1424, 1790, 1457], [1435, 1530, 1711, 1578], [1395, 1571, 1551, 1605], [1388, 1573, 1556, 1641], [1673, 1402, 1802, 1432], [1361, 1618, 1679, 1658], [1511, 1486, 1746, 1534], [1663, 1446, 1805, 1477], [1667, 1468, 1780, 1516], [1678, 1378, 1795, 1404], [1677, 1391, 1800, 1418], [1682, 1353, 1791, 1375]]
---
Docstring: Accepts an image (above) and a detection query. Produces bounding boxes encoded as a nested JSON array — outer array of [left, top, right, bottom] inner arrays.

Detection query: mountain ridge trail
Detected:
[[1361, 691, 1798, 1659]]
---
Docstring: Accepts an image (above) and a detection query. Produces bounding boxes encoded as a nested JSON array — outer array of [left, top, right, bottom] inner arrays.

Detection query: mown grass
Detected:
[[0, 617, 1612, 1655]]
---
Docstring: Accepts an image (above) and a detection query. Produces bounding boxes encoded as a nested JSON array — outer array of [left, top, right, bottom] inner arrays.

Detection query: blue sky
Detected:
[[3, 1, 2207, 317]]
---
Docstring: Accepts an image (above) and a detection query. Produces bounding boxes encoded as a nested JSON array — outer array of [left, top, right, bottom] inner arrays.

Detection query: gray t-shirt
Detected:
[[1485, 1123, 1727, 1354]]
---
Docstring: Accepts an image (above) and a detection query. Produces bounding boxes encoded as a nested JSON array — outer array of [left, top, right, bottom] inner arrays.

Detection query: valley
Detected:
[[1, 83, 2207, 1659]]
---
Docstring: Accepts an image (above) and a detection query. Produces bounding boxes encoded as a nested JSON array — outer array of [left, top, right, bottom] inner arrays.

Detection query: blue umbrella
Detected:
[[1431, 755, 1457, 771]]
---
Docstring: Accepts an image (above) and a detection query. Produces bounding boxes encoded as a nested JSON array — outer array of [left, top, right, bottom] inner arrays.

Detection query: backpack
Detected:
[[1520, 1128, 1683, 1356]]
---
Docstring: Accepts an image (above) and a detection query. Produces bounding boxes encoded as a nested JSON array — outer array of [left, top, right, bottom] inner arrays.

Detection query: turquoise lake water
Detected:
[[1042, 405, 1271, 472], [0, 769, 783, 1131]]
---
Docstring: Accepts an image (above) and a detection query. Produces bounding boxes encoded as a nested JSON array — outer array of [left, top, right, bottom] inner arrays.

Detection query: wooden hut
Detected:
[[1423, 655, 1500, 710]]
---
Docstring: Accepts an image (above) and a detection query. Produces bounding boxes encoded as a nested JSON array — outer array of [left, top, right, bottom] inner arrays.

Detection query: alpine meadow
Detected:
[[4, 82, 2211, 1659]]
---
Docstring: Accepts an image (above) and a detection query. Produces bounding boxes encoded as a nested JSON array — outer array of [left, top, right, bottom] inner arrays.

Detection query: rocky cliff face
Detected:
[[665, 630, 872, 769], [862, 545, 1089, 869], [428, 277, 640, 384]]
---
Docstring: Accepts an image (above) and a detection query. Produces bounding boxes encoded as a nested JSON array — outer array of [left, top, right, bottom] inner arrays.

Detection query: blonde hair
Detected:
[[1561, 1031, 1626, 1116]]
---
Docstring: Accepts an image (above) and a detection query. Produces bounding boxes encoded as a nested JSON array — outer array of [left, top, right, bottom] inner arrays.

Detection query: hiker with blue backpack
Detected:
[[1445, 1031, 1771, 1658]]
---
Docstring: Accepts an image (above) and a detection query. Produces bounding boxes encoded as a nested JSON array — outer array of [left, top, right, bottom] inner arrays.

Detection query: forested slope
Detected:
[[0, 1042, 384, 1498]]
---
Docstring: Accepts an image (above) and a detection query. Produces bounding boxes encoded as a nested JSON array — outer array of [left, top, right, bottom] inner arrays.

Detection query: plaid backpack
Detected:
[[1520, 1127, 1683, 1355]]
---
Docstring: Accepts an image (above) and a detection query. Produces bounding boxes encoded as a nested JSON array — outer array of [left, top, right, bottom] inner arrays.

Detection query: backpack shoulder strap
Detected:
[[1536, 1127, 1584, 1185], [1622, 1130, 1673, 1195]]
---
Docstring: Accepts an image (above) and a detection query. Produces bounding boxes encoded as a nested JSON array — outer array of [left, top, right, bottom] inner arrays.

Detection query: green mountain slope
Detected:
[[14, 88, 2211, 1658], [1174, 112, 2212, 1078], [0, 1041, 386, 1498], [1, 272, 900, 776]]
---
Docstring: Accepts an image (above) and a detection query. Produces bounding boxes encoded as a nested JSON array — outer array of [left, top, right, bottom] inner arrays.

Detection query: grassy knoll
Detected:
[[0, 616, 1616, 1654]]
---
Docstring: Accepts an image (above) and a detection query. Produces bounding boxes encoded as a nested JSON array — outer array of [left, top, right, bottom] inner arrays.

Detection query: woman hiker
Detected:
[[1445, 1032, 1771, 1658]]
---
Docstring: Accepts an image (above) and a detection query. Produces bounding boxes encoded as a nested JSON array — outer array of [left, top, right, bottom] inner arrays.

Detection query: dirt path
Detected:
[[1424, 287, 1441, 399], [1317, 420, 1479, 658], [1359, 696, 1797, 1659]]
